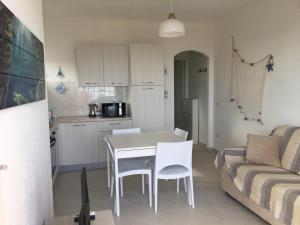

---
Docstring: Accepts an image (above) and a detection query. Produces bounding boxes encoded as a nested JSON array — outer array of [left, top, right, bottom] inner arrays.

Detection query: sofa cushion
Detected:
[[226, 162, 300, 225], [271, 126, 300, 175], [246, 134, 282, 168]]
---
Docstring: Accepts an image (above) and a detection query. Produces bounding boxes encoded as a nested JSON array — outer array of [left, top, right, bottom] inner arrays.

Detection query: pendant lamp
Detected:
[[159, 0, 185, 37]]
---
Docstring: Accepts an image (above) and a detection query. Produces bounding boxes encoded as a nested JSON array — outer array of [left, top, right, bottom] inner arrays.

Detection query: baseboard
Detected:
[[59, 162, 107, 172], [208, 147, 219, 152]]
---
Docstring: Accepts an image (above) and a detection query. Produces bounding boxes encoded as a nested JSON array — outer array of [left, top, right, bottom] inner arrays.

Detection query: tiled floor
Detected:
[[53, 145, 268, 225]]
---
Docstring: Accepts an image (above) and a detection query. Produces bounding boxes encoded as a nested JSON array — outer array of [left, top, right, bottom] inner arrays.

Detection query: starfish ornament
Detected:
[[266, 63, 274, 72]]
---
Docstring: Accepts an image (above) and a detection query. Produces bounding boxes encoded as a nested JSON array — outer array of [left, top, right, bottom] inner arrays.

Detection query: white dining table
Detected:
[[105, 131, 185, 215]]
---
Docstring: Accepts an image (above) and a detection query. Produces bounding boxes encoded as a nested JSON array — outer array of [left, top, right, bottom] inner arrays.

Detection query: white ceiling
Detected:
[[43, 0, 260, 22]]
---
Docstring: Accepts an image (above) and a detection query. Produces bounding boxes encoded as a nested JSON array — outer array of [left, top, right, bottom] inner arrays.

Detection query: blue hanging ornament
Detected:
[[55, 82, 66, 94], [266, 56, 274, 72]]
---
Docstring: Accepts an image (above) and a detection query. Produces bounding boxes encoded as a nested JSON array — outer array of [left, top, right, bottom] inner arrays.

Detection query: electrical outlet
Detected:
[[216, 133, 220, 139], [216, 102, 220, 107]]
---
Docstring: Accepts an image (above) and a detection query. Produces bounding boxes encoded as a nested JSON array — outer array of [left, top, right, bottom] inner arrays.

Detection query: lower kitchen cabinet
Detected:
[[59, 122, 99, 166], [58, 119, 133, 166]]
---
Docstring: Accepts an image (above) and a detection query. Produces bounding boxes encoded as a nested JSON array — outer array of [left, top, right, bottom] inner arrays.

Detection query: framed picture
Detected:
[[0, 1, 45, 109]]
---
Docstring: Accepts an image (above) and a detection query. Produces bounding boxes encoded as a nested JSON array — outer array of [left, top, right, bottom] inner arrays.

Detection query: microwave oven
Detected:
[[102, 102, 126, 117]]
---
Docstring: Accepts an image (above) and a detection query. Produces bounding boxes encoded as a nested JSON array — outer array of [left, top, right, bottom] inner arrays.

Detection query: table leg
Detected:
[[115, 162, 120, 216]]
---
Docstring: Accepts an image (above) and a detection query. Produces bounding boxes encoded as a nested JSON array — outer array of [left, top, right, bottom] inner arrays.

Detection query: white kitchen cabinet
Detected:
[[103, 45, 129, 86], [98, 120, 133, 132], [76, 44, 104, 87], [130, 44, 164, 86], [59, 122, 99, 166], [130, 86, 164, 131]]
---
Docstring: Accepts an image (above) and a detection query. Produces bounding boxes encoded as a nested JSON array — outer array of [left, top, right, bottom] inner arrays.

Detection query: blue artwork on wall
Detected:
[[0, 1, 45, 109]]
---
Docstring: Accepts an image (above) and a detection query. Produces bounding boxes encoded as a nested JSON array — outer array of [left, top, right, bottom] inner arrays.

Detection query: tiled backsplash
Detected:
[[47, 81, 128, 117]]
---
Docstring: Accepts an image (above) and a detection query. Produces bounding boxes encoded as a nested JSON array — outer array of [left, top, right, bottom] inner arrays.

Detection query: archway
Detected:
[[174, 51, 209, 146]]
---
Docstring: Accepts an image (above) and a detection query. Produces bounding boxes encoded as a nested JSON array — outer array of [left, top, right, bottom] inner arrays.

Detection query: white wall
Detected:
[[214, 0, 300, 149], [44, 16, 215, 147], [0, 1, 53, 225]]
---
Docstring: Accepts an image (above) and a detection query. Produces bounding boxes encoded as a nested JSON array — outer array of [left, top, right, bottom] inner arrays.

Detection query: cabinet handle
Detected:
[[109, 122, 121, 125], [111, 82, 115, 85], [143, 88, 154, 90], [85, 82, 96, 85], [0, 164, 7, 171], [146, 81, 154, 84], [118, 82, 122, 85], [73, 124, 86, 127]]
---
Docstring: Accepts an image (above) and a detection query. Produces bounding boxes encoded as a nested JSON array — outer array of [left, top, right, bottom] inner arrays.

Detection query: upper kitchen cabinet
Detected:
[[76, 44, 104, 87], [130, 44, 164, 86], [103, 45, 129, 87]]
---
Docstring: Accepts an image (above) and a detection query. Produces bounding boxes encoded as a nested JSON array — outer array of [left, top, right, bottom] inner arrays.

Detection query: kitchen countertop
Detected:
[[55, 116, 132, 124]]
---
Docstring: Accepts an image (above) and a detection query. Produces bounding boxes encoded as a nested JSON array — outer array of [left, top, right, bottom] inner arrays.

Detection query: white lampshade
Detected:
[[159, 13, 186, 38]]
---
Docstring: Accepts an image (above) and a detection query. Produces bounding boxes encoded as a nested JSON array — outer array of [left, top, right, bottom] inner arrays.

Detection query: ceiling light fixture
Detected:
[[159, 0, 185, 38]]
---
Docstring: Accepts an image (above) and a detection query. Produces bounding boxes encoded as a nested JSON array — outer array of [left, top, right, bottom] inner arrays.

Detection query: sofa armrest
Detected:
[[215, 147, 246, 169]]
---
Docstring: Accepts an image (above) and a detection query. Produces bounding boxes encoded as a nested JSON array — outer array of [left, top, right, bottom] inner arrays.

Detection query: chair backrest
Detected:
[[112, 128, 141, 135], [105, 138, 115, 161], [174, 128, 188, 140], [155, 140, 193, 174]]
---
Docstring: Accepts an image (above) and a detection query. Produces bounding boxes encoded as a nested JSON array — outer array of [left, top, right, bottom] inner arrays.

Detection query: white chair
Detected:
[[154, 140, 194, 212], [107, 138, 152, 216], [111, 128, 148, 197], [174, 128, 188, 193]]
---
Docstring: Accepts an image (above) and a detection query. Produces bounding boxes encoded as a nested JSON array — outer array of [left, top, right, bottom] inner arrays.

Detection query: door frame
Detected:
[[174, 59, 187, 130], [171, 50, 212, 147]]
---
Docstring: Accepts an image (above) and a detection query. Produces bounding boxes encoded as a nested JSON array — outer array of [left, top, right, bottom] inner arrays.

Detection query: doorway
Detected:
[[174, 51, 209, 145]]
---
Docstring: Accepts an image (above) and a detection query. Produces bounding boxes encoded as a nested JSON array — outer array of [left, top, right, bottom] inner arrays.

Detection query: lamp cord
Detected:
[[170, 0, 173, 12]]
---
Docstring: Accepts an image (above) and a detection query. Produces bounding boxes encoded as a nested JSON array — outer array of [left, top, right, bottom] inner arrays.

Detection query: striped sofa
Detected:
[[215, 126, 300, 225]]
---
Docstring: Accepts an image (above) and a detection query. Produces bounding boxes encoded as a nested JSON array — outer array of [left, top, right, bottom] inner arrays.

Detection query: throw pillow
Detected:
[[246, 134, 282, 168]]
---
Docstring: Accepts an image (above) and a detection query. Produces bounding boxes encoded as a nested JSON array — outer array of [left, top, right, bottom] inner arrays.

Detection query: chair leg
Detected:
[[184, 177, 187, 192], [189, 175, 195, 208], [176, 179, 180, 193], [120, 177, 124, 197], [110, 176, 114, 197], [115, 175, 120, 216], [142, 174, 145, 194], [154, 177, 158, 213], [187, 177, 191, 206], [114, 194, 117, 214], [148, 174, 152, 208], [153, 172, 155, 195], [107, 148, 110, 189]]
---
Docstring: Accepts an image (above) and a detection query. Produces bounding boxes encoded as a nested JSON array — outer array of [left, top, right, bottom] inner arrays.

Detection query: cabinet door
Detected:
[[98, 131, 111, 163], [59, 122, 99, 166], [130, 86, 165, 131], [130, 44, 164, 85], [76, 44, 104, 87], [83, 122, 99, 164], [59, 123, 83, 166], [103, 45, 129, 86]]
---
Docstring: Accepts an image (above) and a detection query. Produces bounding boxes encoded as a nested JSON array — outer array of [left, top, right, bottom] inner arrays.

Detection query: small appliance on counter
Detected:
[[102, 102, 126, 117], [88, 104, 98, 117]]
